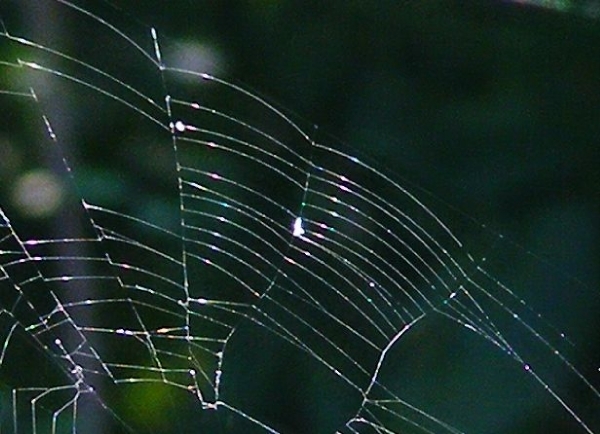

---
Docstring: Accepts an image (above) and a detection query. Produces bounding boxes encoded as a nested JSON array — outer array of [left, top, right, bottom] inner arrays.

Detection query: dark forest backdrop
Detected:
[[1, 1, 599, 433]]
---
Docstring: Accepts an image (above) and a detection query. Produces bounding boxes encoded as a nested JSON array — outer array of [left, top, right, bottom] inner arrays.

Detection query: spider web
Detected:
[[0, 1, 599, 433]]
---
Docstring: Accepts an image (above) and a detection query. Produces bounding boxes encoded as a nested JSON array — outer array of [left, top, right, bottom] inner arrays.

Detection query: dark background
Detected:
[[1, 1, 599, 433]]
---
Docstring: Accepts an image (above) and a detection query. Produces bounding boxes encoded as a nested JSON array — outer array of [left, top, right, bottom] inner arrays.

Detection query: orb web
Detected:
[[0, 1, 598, 433]]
